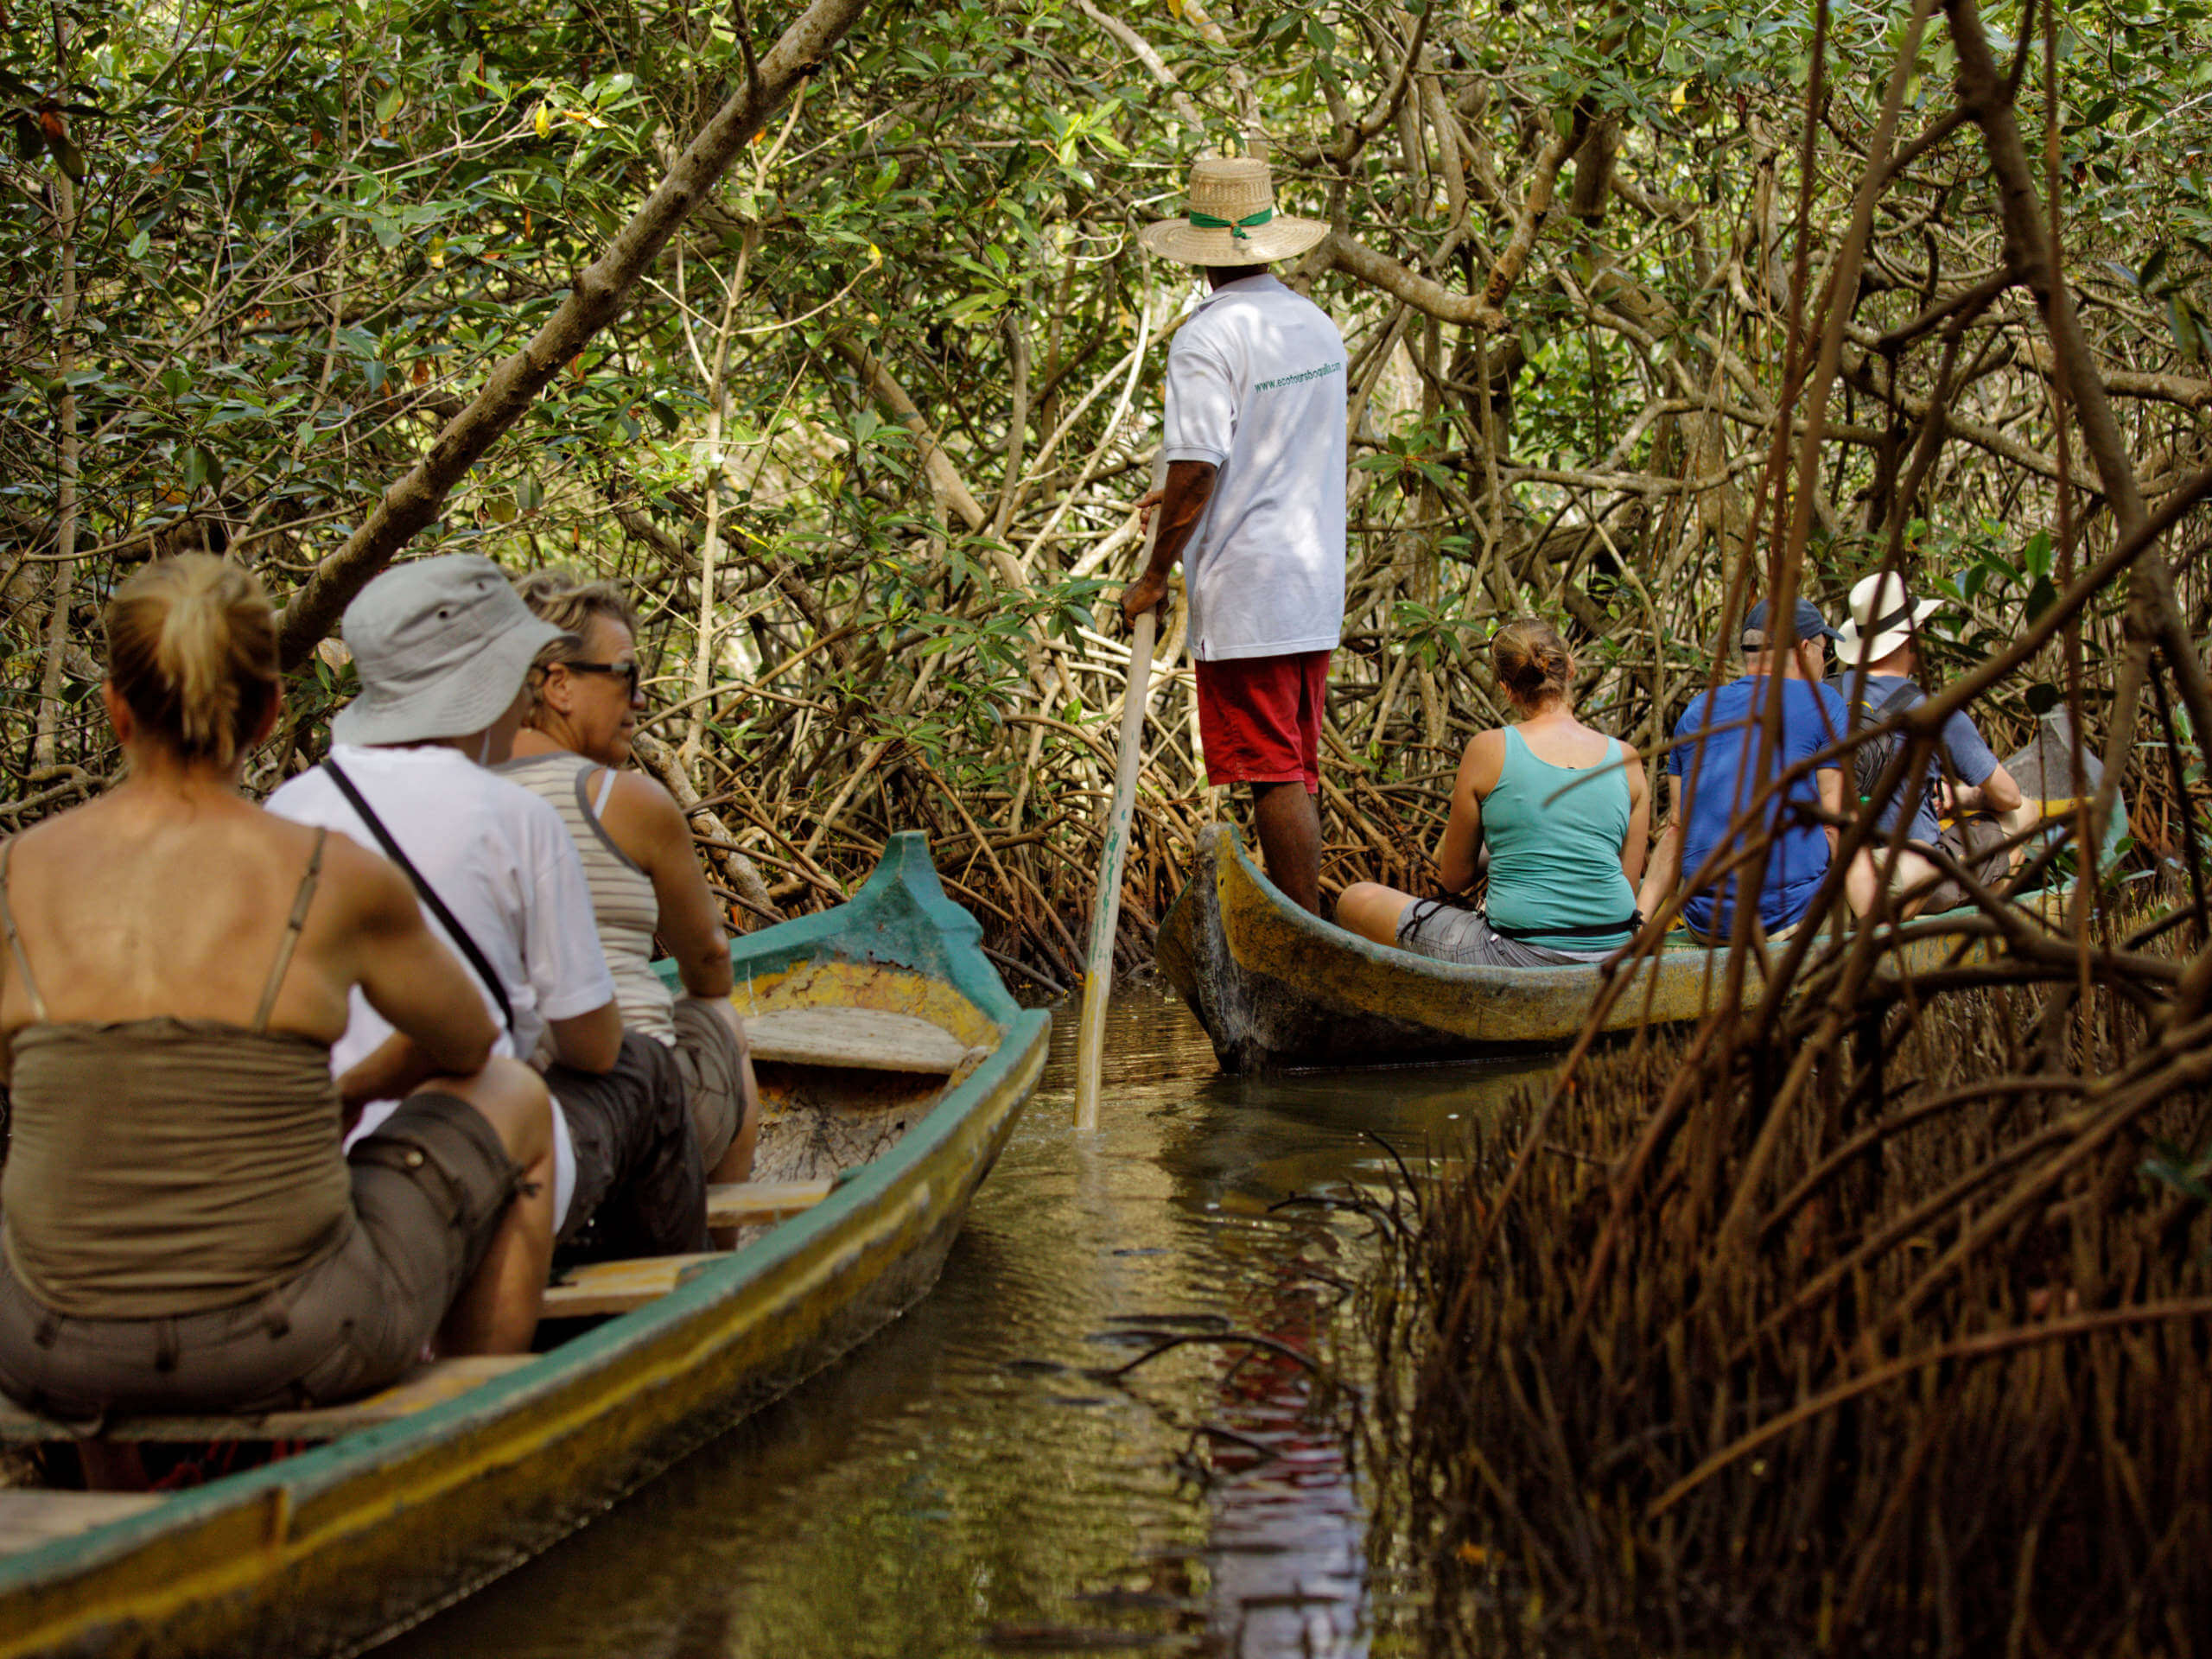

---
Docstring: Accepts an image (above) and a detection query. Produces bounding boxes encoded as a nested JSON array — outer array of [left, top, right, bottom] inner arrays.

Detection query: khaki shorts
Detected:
[[1897, 817, 2012, 914], [671, 996, 745, 1171], [0, 1091, 518, 1421]]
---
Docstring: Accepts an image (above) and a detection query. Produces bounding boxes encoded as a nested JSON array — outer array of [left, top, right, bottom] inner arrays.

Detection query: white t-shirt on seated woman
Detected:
[[267, 742, 616, 1227]]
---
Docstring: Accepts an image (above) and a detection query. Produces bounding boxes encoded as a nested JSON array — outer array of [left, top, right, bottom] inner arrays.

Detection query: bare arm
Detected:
[[1118, 460, 1217, 625], [1636, 775, 1686, 919], [1945, 760, 2024, 817], [603, 771, 732, 999], [344, 847, 498, 1077], [548, 1002, 623, 1075], [1434, 730, 1503, 893], [1619, 745, 1650, 886], [1817, 766, 1846, 858]]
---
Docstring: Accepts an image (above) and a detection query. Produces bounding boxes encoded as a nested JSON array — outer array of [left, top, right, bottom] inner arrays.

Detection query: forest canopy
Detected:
[[4, 0, 2209, 982]]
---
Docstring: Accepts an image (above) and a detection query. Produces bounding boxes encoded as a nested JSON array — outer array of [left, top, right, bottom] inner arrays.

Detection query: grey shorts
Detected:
[[547, 1031, 708, 1261], [671, 997, 745, 1172], [1396, 903, 1623, 968], [0, 1091, 518, 1421]]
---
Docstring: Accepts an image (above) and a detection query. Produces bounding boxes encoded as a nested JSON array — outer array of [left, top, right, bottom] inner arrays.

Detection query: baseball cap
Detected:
[[1741, 595, 1842, 651]]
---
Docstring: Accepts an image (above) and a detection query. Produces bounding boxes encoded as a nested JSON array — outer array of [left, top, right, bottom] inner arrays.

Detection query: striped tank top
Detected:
[[498, 752, 675, 1045]]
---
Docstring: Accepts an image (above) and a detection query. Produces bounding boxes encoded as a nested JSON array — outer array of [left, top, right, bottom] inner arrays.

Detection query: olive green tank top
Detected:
[[0, 833, 353, 1319], [1480, 728, 1638, 952]]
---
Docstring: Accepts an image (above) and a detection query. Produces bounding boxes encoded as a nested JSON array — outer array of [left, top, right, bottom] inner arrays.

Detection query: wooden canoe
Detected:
[[1156, 821, 2070, 1074], [0, 831, 1049, 1659]]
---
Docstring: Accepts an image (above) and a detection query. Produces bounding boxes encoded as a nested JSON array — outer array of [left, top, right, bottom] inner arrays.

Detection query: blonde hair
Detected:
[[1491, 615, 1573, 710], [105, 555, 279, 767], [512, 569, 640, 676]]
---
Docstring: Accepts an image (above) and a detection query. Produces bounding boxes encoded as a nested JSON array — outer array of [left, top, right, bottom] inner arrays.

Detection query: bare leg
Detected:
[[1847, 845, 1942, 921], [1251, 782, 1322, 914], [1335, 881, 1418, 947], [706, 1004, 759, 1186], [431, 1057, 555, 1357]]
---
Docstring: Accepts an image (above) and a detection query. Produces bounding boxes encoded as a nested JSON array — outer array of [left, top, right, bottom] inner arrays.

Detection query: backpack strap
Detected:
[[320, 759, 516, 1037]]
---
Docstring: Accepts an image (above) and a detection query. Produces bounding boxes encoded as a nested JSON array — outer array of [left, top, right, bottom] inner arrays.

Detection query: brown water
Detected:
[[374, 987, 1552, 1659]]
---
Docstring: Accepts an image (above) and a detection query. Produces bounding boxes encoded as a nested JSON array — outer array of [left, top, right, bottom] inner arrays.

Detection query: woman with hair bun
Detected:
[[1337, 616, 1649, 966], [0, 555, 554, 1420]]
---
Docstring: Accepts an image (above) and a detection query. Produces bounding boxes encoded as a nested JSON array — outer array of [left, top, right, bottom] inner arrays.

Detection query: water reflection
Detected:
[[373, 987, 1551, 1659]]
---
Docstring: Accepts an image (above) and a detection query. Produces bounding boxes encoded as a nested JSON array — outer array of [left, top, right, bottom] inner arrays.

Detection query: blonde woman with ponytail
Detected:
[[1338, 617, 1649, 966], [0, 556, 555, 1420]]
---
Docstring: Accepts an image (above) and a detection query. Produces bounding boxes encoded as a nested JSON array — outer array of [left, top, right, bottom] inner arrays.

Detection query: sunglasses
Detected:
[[563, 659, 643, 696]]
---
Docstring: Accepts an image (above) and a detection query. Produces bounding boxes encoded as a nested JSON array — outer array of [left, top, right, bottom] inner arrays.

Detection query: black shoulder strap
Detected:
[[1484, 910, 1643, 944], [1856, 678, 1923, 726], [321, 758, 516, 1036]]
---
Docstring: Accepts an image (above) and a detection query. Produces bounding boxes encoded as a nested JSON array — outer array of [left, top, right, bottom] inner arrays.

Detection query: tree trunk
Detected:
[[274, 0, 875, 665]]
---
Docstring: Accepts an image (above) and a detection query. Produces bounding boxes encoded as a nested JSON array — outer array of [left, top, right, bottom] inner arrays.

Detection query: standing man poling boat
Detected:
[[1120, 156, 1346, 915]]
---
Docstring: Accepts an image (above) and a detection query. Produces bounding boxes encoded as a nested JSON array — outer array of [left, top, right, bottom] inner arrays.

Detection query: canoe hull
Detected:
[[1157, 823, 2046, 1074], [0, 833, 1047, 1659], [1158, 824, 1761, 1073]]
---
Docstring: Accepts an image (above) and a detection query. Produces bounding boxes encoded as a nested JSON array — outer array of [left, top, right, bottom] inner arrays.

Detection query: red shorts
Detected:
[[1193, 651, 1329, 791]]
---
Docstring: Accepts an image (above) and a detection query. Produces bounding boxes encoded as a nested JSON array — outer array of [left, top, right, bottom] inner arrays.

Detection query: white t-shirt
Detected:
[[1161, 274, 1348, 663], [267, 743, 616, 1226]]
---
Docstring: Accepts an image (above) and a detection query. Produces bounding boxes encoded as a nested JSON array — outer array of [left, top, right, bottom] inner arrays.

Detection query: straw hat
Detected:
[[1833, 571, 1943, 667], [1139, 156, 1330, 266]]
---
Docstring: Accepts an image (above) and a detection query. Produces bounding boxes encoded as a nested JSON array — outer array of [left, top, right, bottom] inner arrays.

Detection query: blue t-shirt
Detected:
[[1839, 675, 2002, 847], [1668, 677, 1849, 935]]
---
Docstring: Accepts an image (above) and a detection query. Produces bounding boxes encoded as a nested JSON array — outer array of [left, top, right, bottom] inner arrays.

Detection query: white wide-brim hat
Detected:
[[1139, 156, 1330, 265], [1834, 570, 1943, 667], [333, 555, 569, 746]]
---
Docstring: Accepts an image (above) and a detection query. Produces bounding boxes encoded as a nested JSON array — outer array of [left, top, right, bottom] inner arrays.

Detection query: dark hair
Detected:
[[1490, 615, 1573, 710], [105, 554, 278, 766]]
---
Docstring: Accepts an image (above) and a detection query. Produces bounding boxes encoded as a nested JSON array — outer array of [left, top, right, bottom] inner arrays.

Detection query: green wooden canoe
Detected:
[[1157, 821, 2082, 1074], [0, 832, 1049, 1658]]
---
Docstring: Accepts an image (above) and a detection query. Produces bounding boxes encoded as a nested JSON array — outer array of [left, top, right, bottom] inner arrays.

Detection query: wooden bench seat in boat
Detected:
[[707, 1178, 832, 1229], [743, 1008, 975, 1073], [541, 1255, 725, 1319], [0, 1354, 534, 1446], [0, 1491, 160, 1553]]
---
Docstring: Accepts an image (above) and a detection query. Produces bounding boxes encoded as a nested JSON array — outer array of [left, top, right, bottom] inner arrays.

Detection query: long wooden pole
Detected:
[[1073, 577, 1160, 1132]]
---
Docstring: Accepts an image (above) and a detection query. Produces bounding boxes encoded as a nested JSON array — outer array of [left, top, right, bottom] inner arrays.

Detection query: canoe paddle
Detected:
[[1074, 499, 1164, 1133]]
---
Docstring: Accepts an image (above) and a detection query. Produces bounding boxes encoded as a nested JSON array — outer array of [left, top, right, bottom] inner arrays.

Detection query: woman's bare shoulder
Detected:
[[1461, 727, 1509, 792], [601, 767, 695, 865], [1464, 727, 1508, 760]]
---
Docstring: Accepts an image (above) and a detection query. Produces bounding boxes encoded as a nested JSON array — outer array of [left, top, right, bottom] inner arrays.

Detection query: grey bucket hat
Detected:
[[332, 555, 568, 747]]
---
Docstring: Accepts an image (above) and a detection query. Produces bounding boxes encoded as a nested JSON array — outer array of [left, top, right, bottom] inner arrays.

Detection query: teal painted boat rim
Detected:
[[0, 831, 1046, 1599]]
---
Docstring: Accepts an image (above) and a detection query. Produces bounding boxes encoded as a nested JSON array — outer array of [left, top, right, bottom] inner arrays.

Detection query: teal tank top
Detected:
[[1481, 728, 1637, 951]]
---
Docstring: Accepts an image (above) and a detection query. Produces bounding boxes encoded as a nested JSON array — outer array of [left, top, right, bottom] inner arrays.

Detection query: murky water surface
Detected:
[[377, 988, 1551, 1659]]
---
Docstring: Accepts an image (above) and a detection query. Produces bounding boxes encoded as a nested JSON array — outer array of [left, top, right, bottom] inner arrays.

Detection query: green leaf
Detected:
[[2025, 574, 2058, 623], [2170, 294, 2202, 363]]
